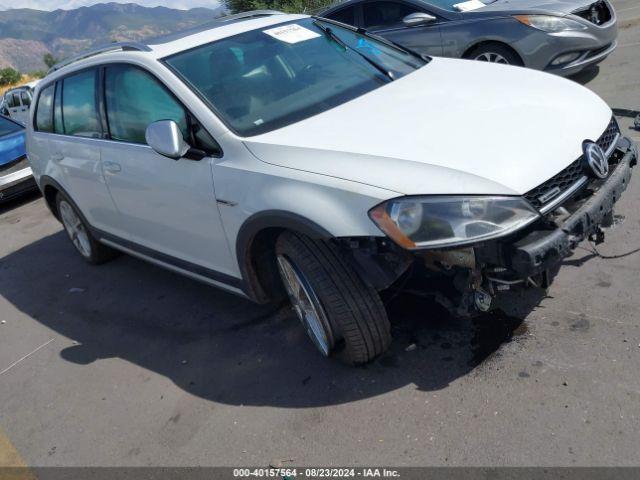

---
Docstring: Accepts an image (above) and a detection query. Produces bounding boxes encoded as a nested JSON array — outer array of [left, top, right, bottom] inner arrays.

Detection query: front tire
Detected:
[[276, 232, 391, 364], [56, 191, 116, 265]]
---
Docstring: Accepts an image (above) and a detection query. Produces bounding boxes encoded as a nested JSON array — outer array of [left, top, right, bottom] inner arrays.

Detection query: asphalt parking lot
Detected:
[[1, 0, 640, 468]]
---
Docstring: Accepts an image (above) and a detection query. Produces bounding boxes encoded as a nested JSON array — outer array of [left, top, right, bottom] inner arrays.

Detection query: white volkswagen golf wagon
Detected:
[[26, 11, 637, 364]]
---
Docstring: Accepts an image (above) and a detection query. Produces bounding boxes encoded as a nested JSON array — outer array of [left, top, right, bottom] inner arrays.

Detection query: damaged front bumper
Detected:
[[343, 136, 637, 316], [508, 136, 636, 277]]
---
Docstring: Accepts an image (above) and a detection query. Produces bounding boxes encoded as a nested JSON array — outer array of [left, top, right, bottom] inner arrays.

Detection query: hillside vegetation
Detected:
[[0, 73, 41, 96], [0, 2, 224, 72]]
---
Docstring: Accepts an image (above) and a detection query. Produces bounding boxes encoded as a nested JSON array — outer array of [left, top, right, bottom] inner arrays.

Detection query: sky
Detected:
[[0, 0, 220, 10]]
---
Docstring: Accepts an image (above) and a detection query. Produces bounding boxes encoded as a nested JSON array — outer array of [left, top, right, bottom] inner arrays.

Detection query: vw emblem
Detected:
[[583, 141, 609, 179]]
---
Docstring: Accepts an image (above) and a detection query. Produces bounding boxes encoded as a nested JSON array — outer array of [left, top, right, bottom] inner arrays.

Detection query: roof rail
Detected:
[[216, 10, 285, 22], [47, 41, 152, 75]]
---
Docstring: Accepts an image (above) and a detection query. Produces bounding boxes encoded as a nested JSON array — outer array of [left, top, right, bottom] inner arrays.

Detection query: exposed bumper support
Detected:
[[509, 138, 636, 277]]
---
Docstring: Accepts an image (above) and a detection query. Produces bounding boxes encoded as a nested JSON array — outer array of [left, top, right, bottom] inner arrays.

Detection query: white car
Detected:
[[1, 86, 33, 125], [26, 11, 637, 364]]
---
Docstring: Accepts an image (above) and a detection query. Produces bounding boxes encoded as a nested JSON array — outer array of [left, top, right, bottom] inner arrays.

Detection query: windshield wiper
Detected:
[[312, 20, 395, 81], [355, 27, 431, 63]]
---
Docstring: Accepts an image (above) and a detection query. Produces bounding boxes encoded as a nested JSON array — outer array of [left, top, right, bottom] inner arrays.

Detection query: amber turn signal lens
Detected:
[[369, 204, 417, 249]]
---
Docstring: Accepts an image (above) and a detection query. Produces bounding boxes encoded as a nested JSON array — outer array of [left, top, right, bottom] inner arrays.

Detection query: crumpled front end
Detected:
[[339, 121, 637, 316]]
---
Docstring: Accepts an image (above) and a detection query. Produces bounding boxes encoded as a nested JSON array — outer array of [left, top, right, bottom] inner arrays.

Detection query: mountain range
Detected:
[[0, 1, 221, 9], [0, 2, 225, 72]]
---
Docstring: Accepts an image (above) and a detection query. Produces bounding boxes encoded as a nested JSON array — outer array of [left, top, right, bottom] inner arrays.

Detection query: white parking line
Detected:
[[0, 339, 54, 377]]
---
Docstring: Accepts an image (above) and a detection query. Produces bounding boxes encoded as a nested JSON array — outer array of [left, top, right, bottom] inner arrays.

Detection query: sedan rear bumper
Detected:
[[0, 158, 37, 201]]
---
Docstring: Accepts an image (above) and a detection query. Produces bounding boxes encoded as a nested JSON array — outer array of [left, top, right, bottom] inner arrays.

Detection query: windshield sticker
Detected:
[[453, 0, 486, 12], [263, 24, 321, 44]]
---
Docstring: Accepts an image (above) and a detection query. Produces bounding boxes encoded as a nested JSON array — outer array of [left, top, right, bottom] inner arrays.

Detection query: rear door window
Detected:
[[60, 69, 101, 138], [363, 1, 420, 30], [35, 84, 54, 132]]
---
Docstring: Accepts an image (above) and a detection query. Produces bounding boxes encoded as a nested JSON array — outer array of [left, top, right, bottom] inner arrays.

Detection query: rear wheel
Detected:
[[275, 232, 391, 364], [467, 43, 523, 66], [56, 191, 117, 265]]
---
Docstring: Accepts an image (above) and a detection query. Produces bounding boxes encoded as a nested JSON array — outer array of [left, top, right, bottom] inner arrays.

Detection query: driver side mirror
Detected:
[[145, 120, 191, 160], [402, 12, 437, 27]]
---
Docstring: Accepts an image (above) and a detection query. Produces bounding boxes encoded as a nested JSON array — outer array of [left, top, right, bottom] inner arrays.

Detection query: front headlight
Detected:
[[369, 196, 539, 250], [514, 15, 588, 33]]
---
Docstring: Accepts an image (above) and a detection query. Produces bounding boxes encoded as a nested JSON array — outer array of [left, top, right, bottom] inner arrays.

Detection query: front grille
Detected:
[[0, 155, 29, 176], [524, 159, 585, 210], [597, 116, 619, 153], [573, 0, 612, 26], [524, 117, 620, 210]]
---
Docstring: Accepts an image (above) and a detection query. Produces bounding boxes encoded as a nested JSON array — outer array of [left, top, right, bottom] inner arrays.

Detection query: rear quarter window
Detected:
[[35, 84, 54, 132]]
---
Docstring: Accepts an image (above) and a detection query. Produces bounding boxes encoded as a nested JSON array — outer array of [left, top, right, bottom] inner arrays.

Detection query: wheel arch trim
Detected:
[[461, 39, 526, 66], [235, 210, 334, 303], [39, 175, 75, 222]]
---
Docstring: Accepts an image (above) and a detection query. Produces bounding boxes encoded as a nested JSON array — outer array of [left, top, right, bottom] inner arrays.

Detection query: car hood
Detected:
[[471, 0, 597, 15], [244, 57, 612, 196], [0, 130, 26, 167]]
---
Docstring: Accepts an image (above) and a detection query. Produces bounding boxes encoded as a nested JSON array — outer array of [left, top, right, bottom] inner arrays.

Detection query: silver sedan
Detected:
[[320, 0, 618, 76]]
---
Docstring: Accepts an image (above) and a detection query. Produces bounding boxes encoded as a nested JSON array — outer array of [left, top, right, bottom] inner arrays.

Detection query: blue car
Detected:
[[0, 115, 36, 202]]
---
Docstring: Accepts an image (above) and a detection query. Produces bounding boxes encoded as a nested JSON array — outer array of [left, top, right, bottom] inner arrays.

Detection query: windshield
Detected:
[[0, 116, 22, 137], [165, 18, 426, 136]]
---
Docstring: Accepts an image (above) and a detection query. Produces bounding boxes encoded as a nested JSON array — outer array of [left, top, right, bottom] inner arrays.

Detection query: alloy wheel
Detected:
[[59, 200, 92, 258], [474, 52, 510, 64], [277, 254, 334, 356]]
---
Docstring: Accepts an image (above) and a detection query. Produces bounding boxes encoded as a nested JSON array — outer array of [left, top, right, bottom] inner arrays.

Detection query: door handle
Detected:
[[102, 161, 121, 174], [51, 153, 64, 162]]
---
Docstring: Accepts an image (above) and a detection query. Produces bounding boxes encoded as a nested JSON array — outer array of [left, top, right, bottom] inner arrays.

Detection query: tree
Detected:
[[0, 67, 21, 87], [224, 0, 331, 14], [29, 70, 48, 79], [43, 53, 59, 69]]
